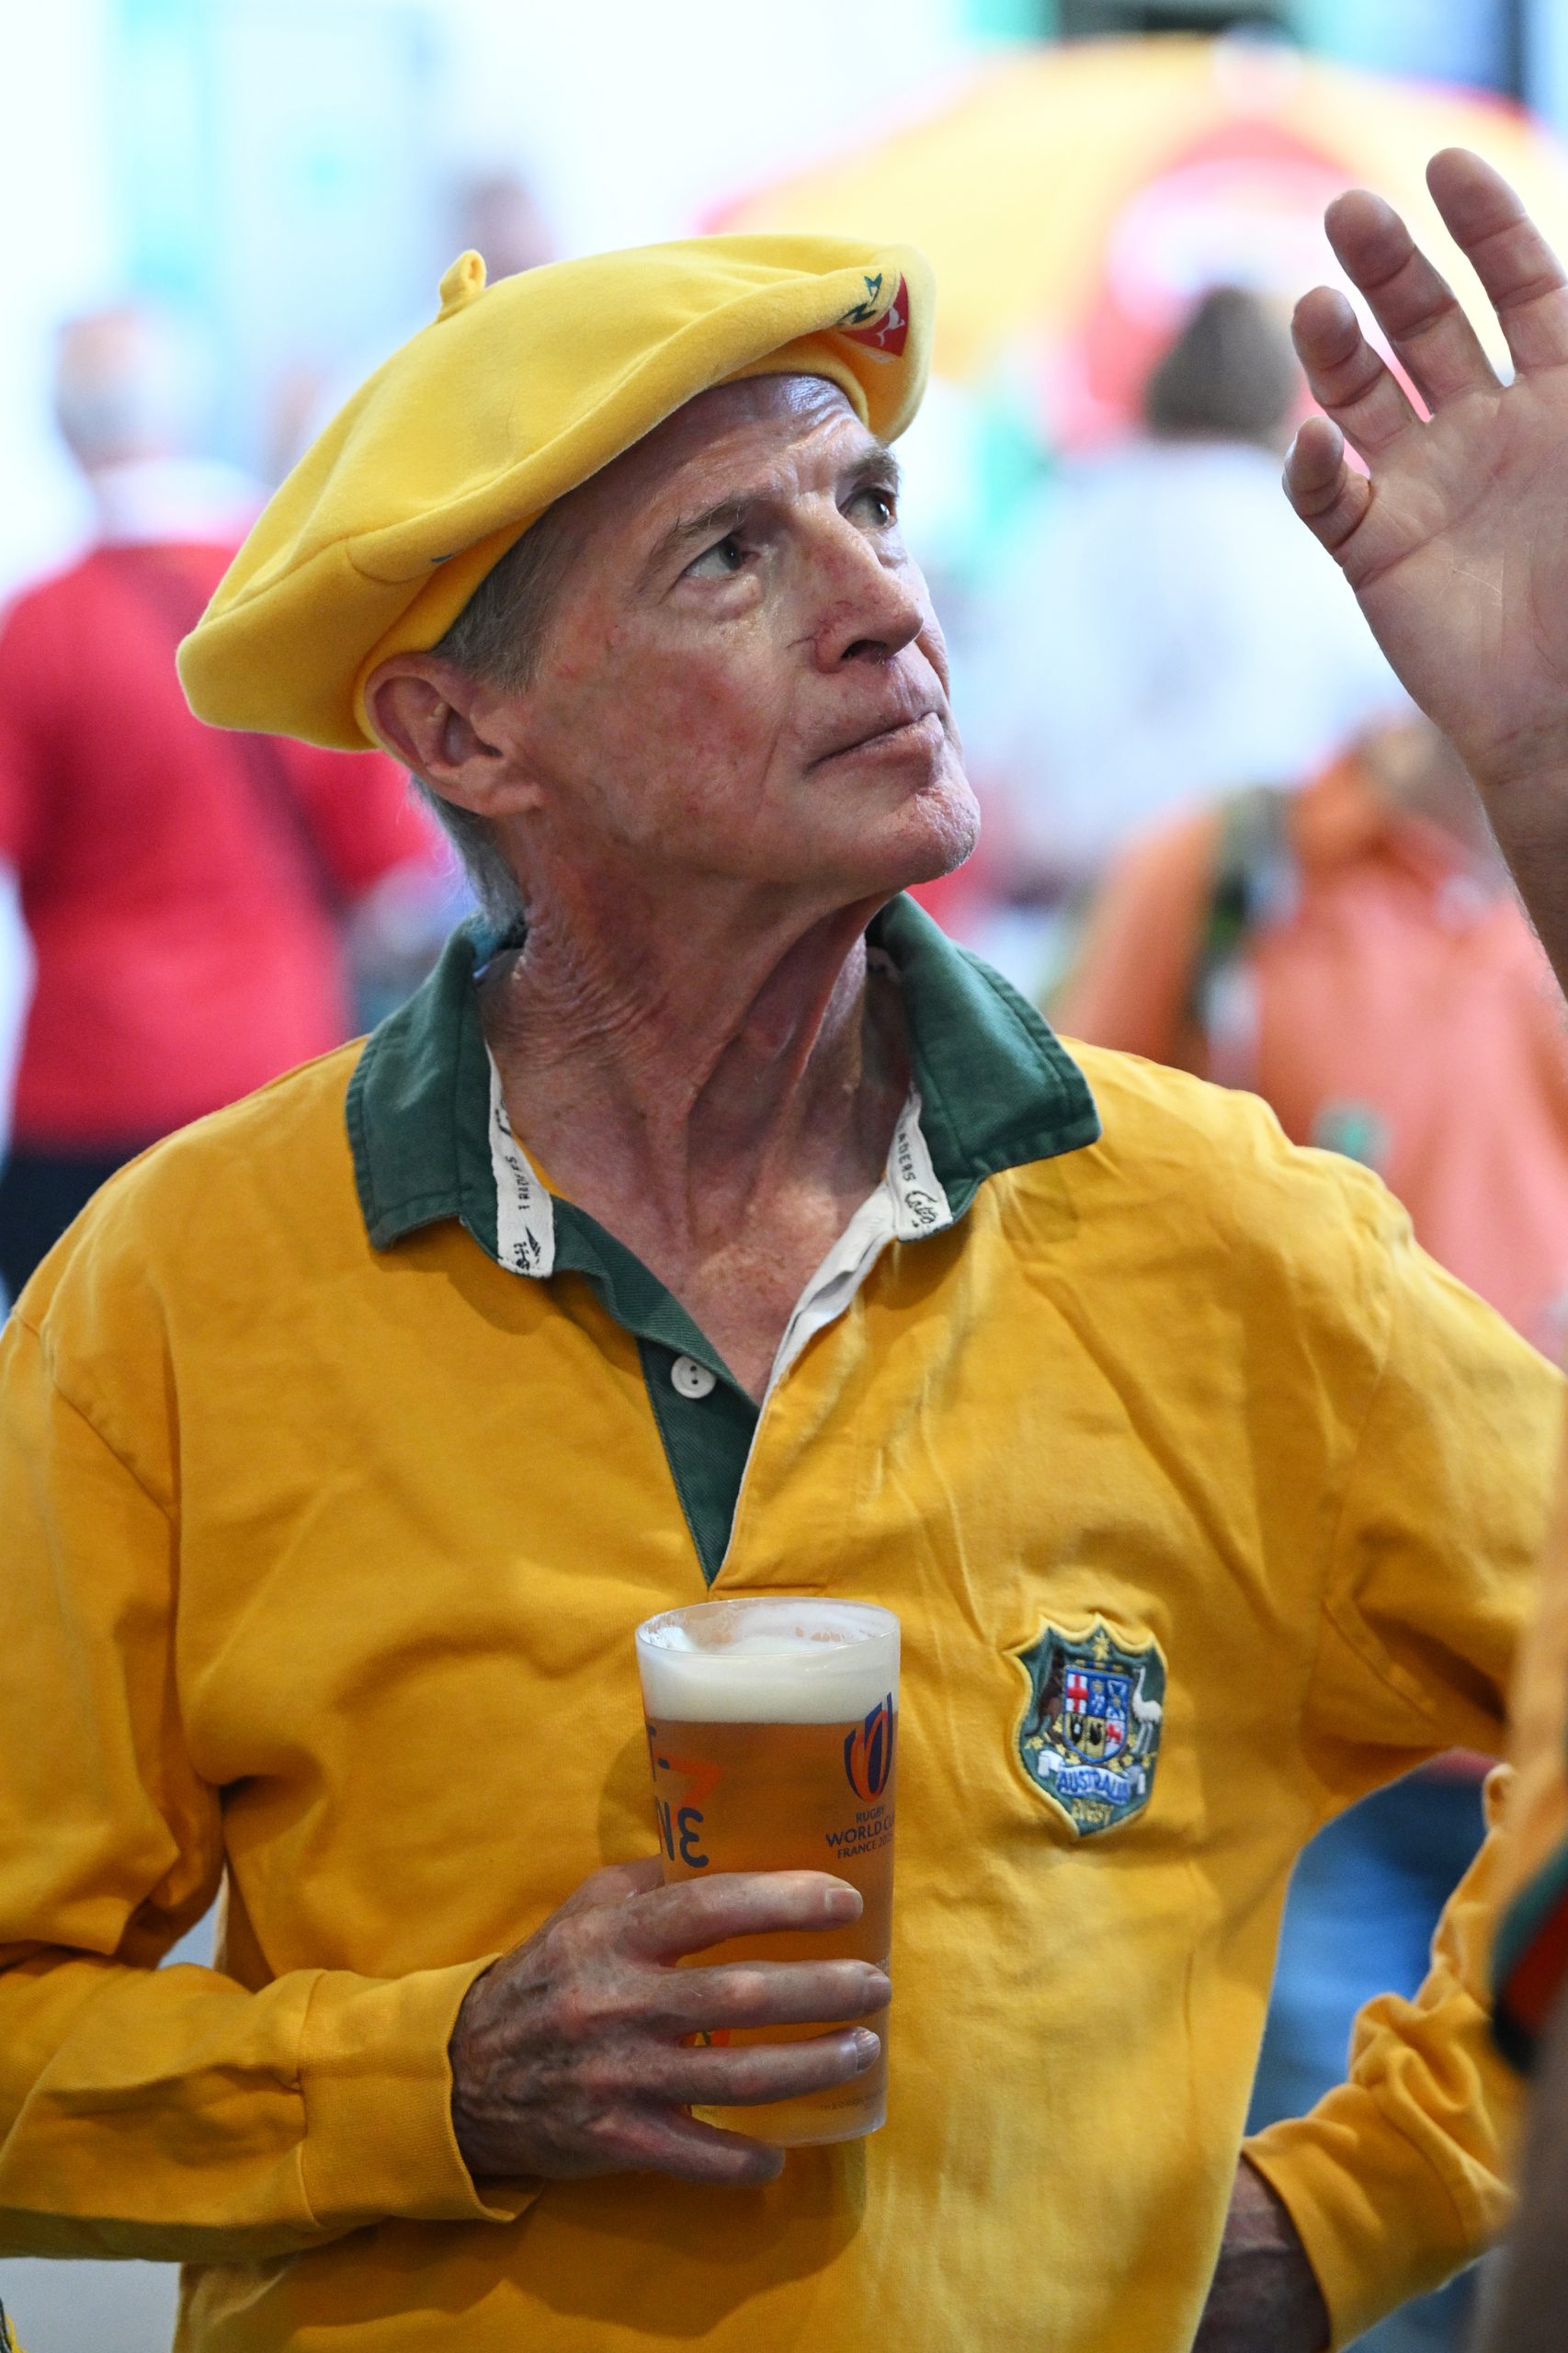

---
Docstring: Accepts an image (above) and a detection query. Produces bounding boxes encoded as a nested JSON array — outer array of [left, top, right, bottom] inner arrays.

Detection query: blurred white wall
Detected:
[[0, 0, 976, 595], [432, 0, 974, 256], [0, 2, 122, 595]]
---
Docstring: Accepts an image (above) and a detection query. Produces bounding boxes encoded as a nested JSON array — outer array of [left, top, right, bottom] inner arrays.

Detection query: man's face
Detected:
[[497, 374, 978, 907]]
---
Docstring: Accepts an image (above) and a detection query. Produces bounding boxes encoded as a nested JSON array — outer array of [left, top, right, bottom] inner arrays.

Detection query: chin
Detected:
[[876, 772, 982, 892], [783, 768, 981, 904]]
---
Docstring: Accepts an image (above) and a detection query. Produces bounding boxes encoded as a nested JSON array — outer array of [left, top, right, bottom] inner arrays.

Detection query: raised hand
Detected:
[[1288, 149, 1568, 976], [448, 1858, 887, 2187]]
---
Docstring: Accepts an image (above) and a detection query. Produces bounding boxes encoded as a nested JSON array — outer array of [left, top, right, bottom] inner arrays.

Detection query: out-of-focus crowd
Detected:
[[4, 170, 1567, 2353], [0, 169, 559, 1306]]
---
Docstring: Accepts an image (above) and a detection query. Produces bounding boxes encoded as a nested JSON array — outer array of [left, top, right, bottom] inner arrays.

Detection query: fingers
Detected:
[[1426, 146, 1568, 372], [1323, 187, 1497, 407], [1282, 414, 1372, 560], [651, 2024, 881, 2111], [648, 1956, 891, 2035], [628, 1870, 863, 1962], [453, 1866, 881, 2187], [615, 2106, 786, 2187], [1290, 283, 1420, 457], [557, 1856, 667, 1917]]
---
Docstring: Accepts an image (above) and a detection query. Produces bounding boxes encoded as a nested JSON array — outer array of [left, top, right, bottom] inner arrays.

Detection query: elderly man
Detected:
[[0, 232, 1558, 2353]]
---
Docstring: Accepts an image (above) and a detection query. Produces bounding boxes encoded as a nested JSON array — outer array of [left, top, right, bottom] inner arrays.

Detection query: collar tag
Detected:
[[887, 1086, 953, 1241], [485, 1051, 556, 1277]]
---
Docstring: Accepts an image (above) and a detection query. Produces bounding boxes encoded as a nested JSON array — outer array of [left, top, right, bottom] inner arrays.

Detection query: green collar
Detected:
[[347, 892, 1100, 1341]]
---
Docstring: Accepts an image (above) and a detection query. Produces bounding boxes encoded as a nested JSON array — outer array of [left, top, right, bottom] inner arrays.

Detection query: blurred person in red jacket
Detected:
[[0, 305, 449, 1303], [1057, 709, 1568, 2353]]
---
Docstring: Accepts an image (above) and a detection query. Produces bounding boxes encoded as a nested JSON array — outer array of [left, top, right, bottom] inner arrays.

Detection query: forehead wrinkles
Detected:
[[565, 377, 879, 573]]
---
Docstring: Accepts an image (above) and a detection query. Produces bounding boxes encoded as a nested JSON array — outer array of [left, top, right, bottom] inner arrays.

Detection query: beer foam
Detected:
[[636, 1598, 899, 1724]]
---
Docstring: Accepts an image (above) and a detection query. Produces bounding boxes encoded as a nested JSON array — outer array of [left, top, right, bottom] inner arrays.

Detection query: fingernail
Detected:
[[825, 1882, 863, 1920], [851, 2029, 880, 2069]]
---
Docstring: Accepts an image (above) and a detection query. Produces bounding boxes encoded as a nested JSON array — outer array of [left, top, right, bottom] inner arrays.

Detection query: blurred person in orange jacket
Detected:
[[0, 305, 450, 1304], [1057, 708, 1568, 2353], [1057, 711, 1568, 1352]]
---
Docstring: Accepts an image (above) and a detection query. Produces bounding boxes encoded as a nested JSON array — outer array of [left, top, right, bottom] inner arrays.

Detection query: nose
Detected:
[[807, 511, 926, 672]]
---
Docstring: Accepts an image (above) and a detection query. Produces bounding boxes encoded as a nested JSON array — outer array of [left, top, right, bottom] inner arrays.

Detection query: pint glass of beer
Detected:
[[634, 1596, 899, 2147]]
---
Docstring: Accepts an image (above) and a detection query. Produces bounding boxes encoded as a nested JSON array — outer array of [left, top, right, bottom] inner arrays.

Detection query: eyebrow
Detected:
[[639, 441, 903, 587]]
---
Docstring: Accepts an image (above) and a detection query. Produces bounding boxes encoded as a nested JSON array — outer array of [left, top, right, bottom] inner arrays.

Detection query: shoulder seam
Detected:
[[11, 1311, 176, 1524]]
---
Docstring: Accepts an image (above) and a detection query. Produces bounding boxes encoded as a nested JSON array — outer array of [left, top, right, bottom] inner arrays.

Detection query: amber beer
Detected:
[[635, 1597, 899, 2146]]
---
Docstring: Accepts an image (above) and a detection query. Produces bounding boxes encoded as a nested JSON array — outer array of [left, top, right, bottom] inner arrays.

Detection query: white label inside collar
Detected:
[[887, 1086, 952, 1240], [485, 1051, 556, 1277]]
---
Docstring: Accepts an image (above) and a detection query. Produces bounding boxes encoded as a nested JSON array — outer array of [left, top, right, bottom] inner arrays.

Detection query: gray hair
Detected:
[[412, 506, 578, 931]]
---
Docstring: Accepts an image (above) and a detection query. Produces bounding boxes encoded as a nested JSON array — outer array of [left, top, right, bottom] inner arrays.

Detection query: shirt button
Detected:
[[671, 1355, 717, 1400]]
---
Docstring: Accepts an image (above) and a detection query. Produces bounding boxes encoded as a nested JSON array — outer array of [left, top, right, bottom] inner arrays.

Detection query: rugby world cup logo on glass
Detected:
[[844, 1694, 895, 1799]]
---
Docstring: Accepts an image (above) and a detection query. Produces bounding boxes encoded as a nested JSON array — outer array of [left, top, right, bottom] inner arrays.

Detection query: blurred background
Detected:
[[7, 1, 1568, 2347]]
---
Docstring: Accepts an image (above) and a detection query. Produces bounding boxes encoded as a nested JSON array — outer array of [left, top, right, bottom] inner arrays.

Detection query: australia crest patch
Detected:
[[1013, 1620, 1165, 1837]]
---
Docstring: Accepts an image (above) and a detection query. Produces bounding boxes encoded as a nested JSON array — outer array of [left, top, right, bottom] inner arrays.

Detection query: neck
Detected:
[[478, 875, 906, 1242]]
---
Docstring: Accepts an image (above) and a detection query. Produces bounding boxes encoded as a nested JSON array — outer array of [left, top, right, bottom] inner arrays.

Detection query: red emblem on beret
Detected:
[[840, 274, 909, 358]]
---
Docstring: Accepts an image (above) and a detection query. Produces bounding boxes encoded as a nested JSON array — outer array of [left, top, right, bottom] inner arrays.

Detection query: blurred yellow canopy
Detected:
[[717, 36, 1568, 403]]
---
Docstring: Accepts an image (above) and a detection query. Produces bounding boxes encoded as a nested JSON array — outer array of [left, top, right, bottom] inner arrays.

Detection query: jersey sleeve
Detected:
[[278, 741, 448, 903], [1243, 1200, 1563, 2345], [0, 1299, 532, 2261]]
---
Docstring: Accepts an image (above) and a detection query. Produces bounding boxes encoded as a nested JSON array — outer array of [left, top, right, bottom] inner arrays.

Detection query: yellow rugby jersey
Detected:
[[0, 897, 1558, 2353]]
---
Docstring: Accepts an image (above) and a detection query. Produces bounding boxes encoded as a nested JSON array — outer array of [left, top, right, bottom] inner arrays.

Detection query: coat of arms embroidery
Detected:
[[1013, 1620, 1165, 1836]]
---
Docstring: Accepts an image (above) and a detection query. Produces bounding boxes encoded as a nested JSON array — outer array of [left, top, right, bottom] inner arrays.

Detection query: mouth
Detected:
[[814, 709, 944, 767]]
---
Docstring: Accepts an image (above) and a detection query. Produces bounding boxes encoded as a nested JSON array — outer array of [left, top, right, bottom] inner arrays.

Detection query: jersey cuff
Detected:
[[1243, 2086, 1498, 2350], [298, 1956, 539, 2231]]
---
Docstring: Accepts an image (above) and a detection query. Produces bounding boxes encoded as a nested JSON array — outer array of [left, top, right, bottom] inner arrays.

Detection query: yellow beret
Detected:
[[178, 234, 933, 750]]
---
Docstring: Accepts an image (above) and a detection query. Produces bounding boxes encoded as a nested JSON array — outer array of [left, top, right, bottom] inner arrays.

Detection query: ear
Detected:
[[363, 655, 544, 821]]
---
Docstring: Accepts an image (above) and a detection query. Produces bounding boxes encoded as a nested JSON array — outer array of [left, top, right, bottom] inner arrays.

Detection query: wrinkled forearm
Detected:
[[1464, 759, 1568, 1000]]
